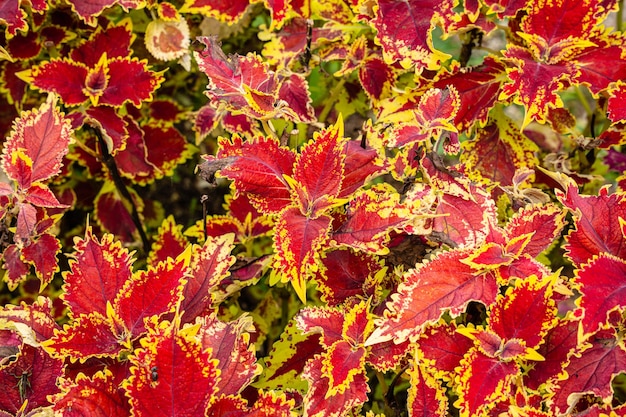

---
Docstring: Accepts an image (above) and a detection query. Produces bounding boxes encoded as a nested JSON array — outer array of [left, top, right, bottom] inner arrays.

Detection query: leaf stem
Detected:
[[91, 126, 150, 253]]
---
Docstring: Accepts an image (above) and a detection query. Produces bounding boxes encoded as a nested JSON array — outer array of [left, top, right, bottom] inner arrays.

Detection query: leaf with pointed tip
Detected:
[[1, 94, 72, 190], [558, 184, 626, 266], [366, 249, 498, 346], [124, 320, 220, 416], [114, 255, 188, 339], [455, 347, 520, 417], [62, 227, 134, 318], [417, 322, 474, 377], [0, 297, 59, 341], [180, 234, 236, 323], [407, 362, 448, 417], [302, 352, 369, 417], [504, 203, 566, 257], [273, 207, 332, 302], [290, 120, 346, 216], [147, 215, 188, 268], [195, 314, 261, 395], [21, 232, 61, 290], [488, 275, 557, 350]]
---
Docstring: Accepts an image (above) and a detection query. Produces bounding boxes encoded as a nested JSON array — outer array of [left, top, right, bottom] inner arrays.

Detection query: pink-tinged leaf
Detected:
[[366, 249, 498, 346], [23, 183, 66, 208], [576, 254, 626, 337], [124, 320, 219, 416], [21, 233, 61, 290], [314, 248, 384, 306], [180, 0, 252, 23], [1, 94, 72, 188], [525, 317, 580, 391], [0, 1, 28, 37], [277, 73, 315, 122], [456, 347, 520, 417], [180, 234, 236, 323], [504, 203, 566, 257], [43, 312, 124, 361], [372, 0, 451, 69], [549, 328, 626, 415], [273, 207, 332, 302], [62, 227, 134, 318], [214, 135, 295, 214], [557, 184, 626, 266], [2, 244, 30, 290], [195, 314, 260, 395], [488, 275, 557, 349], [332, 184, 412, 253], [407, 363, 448, 417], [417, 322, 474, 377], [147, 215, 188, 268], [302, 353, 370, 417], [145, 18, 190, 62], [291, 120, 346, 216], [114, 256, 188, 338], [435, 57, 506, 129], [15, 202, 37, 243], [52, 370, 130, 417], [432, 183, 497, 247]]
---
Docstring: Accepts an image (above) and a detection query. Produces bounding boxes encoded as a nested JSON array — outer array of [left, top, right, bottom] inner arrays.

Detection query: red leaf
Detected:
[[290, 120, 346, 216], [332, 184, 412, 253], [525, 317, 580, 391], [43, 312, 124, 360], [549, 329, 626, 415], [557, 184, 626, 265], [488, 275, 557, 350], [434, 57, 506, 129], [215, 135, 295, 213], [180, 0, 251, 23], [277, 73, 315, 122], [62, 227, 134, 318], [1, 94, 72, 189], [52, 370, 130, 417], [2, 243, 30, 290], [608, 83, 626, 122], [21, 233, 61, 290], [302, 352, 369, 417], [0, 345, 63, 414], [0, 297, 60, 341], [28, 59, 91, 106], [100, 58, 165, 107], [195, 314, 260, 396], [456, 347, 520, 417], [180, 234, 236, 322], [147, 215, 188, 267], [372, 0, 451, 69], [124, 320, 219, 416], [576, 254, 626, 336], [114, 255, 188, 338], [273, 207, 332, 302], [338, 140, 388, 198], [23, 183, 66, 208], [504, 203, 566, 257], [66, 0, 143, 26], [366, 249, 498, 345], [314, 248, 384, 306], [85, 106, 128, 155], [407, 363, 448, 417], [94, 184, 141, 242], [418, 322, 474, 376]]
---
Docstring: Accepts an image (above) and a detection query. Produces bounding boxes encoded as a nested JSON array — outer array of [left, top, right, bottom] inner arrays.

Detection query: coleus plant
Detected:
[[1, 1, 626, 417]]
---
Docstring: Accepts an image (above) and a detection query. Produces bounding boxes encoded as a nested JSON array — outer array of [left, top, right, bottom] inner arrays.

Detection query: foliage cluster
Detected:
[[1, 0, 626, 416]]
